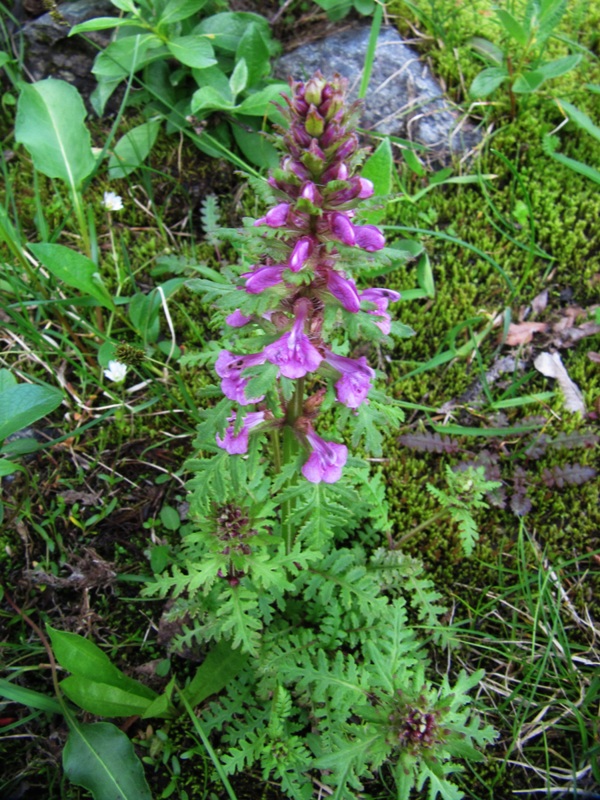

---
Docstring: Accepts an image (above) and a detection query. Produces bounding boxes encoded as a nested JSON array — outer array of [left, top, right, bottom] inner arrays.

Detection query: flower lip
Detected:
[[216, 411, 266, 455], [263, 299, 323, 379], [254, 203, 290, 228], [324, 351, 375, 409], [301, 428, 348, 483]]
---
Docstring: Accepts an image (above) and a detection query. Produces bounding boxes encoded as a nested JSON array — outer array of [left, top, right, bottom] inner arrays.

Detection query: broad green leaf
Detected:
[[401, 146, 426, 176], [191, 84, 235, 113], [235, 22, 270, 87], [359, 138, 393, 224], [0, 383, 63, 441], [0, 368, 16, 392], [69, 17, 143, 34], [354, 0, 375, 14], [558, 99, 600, 141], [158, 0, 208, 25], [159, 504, 180, 531], [236, 83, 289, 120], [0, 459, 24, 477], [185, 639, 248, 706], [63, 721, 152, 800], [92, 34, 164, 80], [495, 8, 528, 45], [538, 54, 581, 80], [468, 35, 504, 66], [29, 243, 115, 310], [47, 625, 156, 700], [141, 681, 177, 719], [15, 79, 95, 191], [416, 251, 435, 298], [512, 69, 545, 93], [195, 12, 270, 53], [470, 66, 508, 98], [166, 35, 217, 69], [0, 677, 63, 714], [108, 118, 161, 178], [232, 121, 279, 168], [61, 676, 154, 717], [192, 64, 232, 99], [0, 51, 11, 68], [110, 0, 138, 11], [361, 137, 393, 196], [229, 57, 248, 99]]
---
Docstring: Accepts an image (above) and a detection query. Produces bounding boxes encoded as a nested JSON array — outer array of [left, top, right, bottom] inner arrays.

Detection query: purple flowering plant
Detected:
[[151, 73, 496, 800], [190, 72, 409, 503]]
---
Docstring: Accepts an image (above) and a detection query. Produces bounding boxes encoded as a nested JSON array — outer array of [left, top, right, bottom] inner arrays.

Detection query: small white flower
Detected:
[[104, 360, 128, 383], [103, 191, 124, 212]]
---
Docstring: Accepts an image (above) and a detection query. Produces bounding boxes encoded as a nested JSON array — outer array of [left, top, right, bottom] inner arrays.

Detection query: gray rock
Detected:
[[21, 0, 115, 100], [275, 25, 481, 162]]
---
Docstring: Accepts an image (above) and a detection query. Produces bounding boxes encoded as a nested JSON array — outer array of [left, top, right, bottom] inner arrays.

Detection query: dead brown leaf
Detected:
[[504, 322, 548, 346]]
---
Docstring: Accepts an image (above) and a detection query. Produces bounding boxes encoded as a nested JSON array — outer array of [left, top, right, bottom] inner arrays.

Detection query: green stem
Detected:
[[280, 377, 305, 554], [394, 509, 450, 547], [72, 189, 91, 258]]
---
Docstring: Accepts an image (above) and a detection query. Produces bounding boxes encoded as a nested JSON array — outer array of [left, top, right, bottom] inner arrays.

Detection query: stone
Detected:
[[275, 24, 481, 162], [20, 0, 115, 101]]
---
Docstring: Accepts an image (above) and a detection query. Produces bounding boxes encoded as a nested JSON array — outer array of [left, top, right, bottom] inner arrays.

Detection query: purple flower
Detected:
[[300, 182, 321, 205], [289, 236, 314, 272], [254, 203, 290, 228], [325, 269, 361, 313], [263, 299, 322, 379], [226, 309, 252, 328], [361, 288, 401, 335], [215, 350, 267, 405], [243, 265, 285, 294], [302, 428, 348, 483], [216, 412, 266, 455], [325, 351, 375, 408], [354, 224, 385, 252], [330, 212, 356, 246], [322, 162, 349, 183]]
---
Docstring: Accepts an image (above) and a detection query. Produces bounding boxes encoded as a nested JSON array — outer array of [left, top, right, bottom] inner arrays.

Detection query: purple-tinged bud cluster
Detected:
[[214, 73, 401, 483]]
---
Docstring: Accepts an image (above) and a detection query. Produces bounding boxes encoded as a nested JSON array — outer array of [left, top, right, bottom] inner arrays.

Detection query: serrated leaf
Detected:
[[63, 720, 152, 800], [541, 463, 596, 488], [30, 243, 115, 310]]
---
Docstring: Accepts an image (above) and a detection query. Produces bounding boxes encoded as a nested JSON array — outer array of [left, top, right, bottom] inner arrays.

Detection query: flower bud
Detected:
[[305, 105, 325, 137], [304, 75, 326, 106]]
